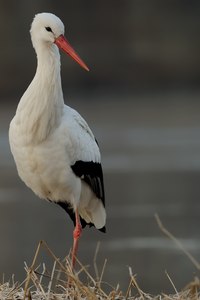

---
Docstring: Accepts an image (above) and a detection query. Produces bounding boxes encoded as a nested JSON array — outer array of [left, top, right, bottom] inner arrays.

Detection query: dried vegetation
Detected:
[[0, 215, 200, 300]]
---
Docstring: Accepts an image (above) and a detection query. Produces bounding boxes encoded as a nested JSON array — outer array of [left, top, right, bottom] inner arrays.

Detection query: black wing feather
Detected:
[[71, 160, 105, 206], [56, 160, 106, 233]]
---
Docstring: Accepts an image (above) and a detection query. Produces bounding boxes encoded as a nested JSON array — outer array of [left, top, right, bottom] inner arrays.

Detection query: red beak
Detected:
[[55, 35, 89, 72]]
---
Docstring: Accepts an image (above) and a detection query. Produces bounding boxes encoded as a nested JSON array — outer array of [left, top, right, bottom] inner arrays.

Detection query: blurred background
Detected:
[[1, 0, 200, 294]]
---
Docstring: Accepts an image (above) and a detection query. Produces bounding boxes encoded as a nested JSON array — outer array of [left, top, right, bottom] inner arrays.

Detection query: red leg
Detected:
[[71, 210, 82, 268]]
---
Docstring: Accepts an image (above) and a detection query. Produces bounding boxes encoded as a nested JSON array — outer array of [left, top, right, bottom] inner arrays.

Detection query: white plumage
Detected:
[[9, 12, 106, 266]]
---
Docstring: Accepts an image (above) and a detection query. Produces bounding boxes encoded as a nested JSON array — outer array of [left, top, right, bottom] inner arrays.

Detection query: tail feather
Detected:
[[56, 201, 106, 232]]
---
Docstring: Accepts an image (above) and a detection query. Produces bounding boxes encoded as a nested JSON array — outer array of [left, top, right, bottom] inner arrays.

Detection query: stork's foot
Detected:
[[71, 211, 82, 269]]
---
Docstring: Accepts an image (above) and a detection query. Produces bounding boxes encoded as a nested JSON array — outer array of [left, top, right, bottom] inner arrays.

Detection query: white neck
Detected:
[[16, 42, 64, 144]]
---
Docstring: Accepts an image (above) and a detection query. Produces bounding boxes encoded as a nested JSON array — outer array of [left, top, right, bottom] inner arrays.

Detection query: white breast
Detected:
[[9, 113, 81, 206]]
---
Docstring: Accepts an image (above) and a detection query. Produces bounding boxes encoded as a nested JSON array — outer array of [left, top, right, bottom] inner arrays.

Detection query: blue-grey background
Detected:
[[0, 0, 200, 294]]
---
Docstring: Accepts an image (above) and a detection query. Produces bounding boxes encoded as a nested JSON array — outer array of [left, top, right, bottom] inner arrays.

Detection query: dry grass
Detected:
[[0, 215, 200, 300]]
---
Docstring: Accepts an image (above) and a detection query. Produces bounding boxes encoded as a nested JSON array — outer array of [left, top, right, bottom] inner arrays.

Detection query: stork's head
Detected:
[[30, 12, 89, 71]]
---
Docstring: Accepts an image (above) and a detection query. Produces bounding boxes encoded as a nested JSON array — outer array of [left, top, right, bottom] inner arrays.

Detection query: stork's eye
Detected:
[[45, 27, 52, 32]]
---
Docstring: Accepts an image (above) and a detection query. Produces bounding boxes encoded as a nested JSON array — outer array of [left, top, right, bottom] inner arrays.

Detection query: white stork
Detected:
[[9, 12, 106, 267]]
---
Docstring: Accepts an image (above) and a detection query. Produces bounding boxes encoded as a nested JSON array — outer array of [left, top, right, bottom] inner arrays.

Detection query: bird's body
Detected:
[[9, 13, 106, 265]]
